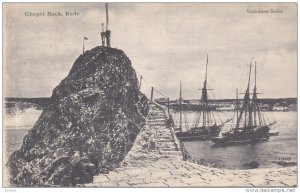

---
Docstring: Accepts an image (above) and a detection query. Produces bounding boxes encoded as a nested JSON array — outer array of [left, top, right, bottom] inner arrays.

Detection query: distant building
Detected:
[[258, 103, 272, 111], [288, 103, 297, 111], [272, 103, 289, 111], [216, 104, 235, 111]]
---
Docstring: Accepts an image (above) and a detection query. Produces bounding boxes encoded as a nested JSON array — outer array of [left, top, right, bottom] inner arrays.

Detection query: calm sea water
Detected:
[[5, 128, 30, 156], [172, 111, 297, 169], [4, 108, 42, 156]]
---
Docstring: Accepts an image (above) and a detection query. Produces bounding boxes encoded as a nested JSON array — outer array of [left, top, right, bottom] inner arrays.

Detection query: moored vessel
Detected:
[[175, 55, 230, 141], [211, 59, 277, 145]]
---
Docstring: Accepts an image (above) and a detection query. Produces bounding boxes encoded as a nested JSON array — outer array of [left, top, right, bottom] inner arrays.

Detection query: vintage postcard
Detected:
[[2, 2, 298, 189]]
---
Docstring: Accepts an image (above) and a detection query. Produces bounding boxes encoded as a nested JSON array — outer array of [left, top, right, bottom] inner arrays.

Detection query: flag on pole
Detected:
[[83, 37, 88, 54]]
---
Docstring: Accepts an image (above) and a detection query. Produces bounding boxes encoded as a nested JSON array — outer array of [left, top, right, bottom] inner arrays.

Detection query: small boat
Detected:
[[175, 55, 230, 141], [211, 59, 278, 146]]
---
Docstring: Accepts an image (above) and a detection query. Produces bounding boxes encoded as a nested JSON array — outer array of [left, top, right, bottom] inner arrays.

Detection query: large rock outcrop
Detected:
[[8, 47, 149, 186]]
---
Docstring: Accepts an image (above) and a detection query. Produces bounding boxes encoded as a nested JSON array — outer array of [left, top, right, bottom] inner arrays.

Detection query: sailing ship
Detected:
[[211, 59, 277, 145], [175, 55, 229, 141]]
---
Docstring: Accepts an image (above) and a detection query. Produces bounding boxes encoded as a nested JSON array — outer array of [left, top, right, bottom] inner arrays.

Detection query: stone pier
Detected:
[[85, 102, 297, 187]]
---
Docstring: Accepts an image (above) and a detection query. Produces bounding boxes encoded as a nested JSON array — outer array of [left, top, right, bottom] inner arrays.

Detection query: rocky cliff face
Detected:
[[8, 46, 149, 187]]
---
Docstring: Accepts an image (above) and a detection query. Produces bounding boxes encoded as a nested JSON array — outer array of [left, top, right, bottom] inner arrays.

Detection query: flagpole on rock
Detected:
[[83, 37, 88, 54], [83, 37, 85, 54]]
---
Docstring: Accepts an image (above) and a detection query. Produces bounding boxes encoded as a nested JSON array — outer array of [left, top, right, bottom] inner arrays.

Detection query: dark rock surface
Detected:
[[243, 161, 260, 169], [8, 46, 149, 187]]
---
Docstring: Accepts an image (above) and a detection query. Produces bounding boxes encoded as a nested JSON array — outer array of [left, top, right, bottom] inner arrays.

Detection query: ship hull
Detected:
[[211, 126, 271, 146], [176, 125, 221, 141]]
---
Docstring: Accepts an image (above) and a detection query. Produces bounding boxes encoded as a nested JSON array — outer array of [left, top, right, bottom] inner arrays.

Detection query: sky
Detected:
[[3, 3, 297, 100]]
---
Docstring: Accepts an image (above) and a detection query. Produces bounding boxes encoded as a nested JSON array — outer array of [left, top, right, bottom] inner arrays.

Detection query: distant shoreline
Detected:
[[4, 97, 297, 112], [4, 96, 298, 104]]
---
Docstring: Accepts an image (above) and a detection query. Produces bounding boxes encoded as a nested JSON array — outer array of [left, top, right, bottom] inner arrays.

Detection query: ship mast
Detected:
[[236, 58, 253, 129], [251, 62, 264, 127], [202, 55, 209, 126], [236, 88, 239, 126], [248, 63, 255, 127], [179, 81, 183, 132], [249, 62, 257, 127]]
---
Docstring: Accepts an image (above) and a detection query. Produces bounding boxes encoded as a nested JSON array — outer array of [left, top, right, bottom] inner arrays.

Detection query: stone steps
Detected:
[[148, 114, 166, 118], [160, 150, 182, 156], [148, 123, 166, 127], [156, 132, 173, 137], [147, 118, 166, 121], [138, 102, 180, 156], [157, 139, 175, 143], [156, 129, 172, 133], [156, 136, 173, 140], [147, 120, 165, 123], [158, 146, 177, 151], [159, 146, 177, 151], [156, 142, 176, 148], [156, 136, 173, 141]]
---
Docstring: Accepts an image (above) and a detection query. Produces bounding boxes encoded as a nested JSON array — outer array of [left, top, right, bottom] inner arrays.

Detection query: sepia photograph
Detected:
[[2, 2, 298, 189]]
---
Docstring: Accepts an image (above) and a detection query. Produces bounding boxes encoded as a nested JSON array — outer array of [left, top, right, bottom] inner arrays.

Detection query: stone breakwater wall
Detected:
[[86, 102, 297, 187]]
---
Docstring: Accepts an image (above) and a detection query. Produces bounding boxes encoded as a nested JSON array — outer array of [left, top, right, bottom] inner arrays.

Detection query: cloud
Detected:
[[3, 3, 297, 99]]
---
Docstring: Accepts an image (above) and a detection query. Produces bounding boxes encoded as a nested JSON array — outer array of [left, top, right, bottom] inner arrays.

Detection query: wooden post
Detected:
[[236, 88, 239, 125], [83, 38, 85, 54], [150, 87, 154, 101], [167, 97, 170, 114], [139, 75, 142, 90], [179, 81, 182, 132]]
